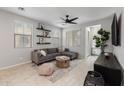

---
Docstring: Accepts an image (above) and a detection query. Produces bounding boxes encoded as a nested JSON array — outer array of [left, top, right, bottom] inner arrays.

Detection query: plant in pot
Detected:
[[93, 28, 110, 54]]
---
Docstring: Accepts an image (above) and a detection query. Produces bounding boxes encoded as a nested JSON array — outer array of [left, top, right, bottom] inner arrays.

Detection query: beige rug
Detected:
[[45, 60, 81, 82]]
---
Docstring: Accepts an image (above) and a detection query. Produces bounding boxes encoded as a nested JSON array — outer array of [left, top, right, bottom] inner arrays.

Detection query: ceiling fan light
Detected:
[[60, 15, 79, 25]]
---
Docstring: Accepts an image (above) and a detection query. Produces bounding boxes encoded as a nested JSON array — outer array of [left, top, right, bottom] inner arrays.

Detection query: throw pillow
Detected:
[[40, 50, 47, 56], [64, 48, 70, 52]]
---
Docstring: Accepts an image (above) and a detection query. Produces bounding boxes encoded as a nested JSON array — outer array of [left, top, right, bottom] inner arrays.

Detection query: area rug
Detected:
[[45, 60, 81, 83]]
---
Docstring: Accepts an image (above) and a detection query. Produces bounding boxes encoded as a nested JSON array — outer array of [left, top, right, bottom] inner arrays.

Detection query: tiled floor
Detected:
[[0, 56, 98, 86]]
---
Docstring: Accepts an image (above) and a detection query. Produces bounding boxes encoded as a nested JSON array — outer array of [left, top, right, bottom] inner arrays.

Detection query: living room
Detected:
[[0, 7, 124, 86]]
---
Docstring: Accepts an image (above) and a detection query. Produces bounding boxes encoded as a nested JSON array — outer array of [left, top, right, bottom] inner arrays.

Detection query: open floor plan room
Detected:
[[0, 7, 124, 86]]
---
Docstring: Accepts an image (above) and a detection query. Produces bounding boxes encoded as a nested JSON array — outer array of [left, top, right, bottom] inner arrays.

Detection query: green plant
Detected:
[[93, 28, 110, 53]]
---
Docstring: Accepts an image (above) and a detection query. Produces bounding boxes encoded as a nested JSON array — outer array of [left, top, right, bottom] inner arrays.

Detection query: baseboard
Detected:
[[0, 60, 31, 70]]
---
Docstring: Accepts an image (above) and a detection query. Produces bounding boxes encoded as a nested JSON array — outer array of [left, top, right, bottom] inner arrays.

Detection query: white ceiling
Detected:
[[0, 7, 121, 28]]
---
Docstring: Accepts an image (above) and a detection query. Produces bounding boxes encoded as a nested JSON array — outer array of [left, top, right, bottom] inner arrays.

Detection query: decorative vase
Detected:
[[104, 52, 109, 56], [104, 52, 109, 59], [44, 32, 49, 37]]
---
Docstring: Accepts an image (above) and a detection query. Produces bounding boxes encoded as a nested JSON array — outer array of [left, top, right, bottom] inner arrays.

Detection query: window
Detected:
[[66, 30, 80, 47], [14, 21, 33, 48]]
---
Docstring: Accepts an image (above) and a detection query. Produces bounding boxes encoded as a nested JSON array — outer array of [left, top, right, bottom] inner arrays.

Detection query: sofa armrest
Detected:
[[31, 51, 43, 64]]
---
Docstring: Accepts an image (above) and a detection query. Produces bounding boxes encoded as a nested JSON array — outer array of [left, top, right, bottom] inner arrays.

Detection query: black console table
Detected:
[[94, 53, 122, 86]]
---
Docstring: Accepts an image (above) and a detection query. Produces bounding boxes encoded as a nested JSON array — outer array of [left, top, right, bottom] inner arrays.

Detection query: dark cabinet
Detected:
[[94, 53, 122, 86]]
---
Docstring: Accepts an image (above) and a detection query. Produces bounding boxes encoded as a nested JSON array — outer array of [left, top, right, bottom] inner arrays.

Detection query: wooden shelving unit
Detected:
[[36, 25, 51, 45], [36, 24, 60, 45]]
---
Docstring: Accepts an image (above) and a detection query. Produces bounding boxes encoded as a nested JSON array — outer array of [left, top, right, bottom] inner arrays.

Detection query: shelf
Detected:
[[36, 35, 51, 38], [36, 35, 59, 39], [51, 37, 59, 39], [37, 42, 51, 45], [36, 28, 51, 32]]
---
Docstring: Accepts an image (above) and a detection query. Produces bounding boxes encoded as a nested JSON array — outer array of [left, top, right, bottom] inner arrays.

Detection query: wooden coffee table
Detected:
[[56, 56, 70, 68]]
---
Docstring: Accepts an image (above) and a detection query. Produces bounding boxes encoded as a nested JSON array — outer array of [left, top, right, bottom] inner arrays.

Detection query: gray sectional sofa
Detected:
[[31, 48, 78, 65]]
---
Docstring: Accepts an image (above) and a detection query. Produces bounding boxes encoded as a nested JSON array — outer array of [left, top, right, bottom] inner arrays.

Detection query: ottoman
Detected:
[[38, 63, 55, 76], [56, 56, 70, 68]]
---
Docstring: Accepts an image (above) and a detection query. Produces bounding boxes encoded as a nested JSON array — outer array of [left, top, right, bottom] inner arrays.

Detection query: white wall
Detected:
[[0, 10, 62, 68], [62, 16, 113, 58]]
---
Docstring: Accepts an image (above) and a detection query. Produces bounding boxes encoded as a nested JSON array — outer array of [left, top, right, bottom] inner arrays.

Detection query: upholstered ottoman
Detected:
[[38, 63, 55, 76], [56, 56, 70, 68]]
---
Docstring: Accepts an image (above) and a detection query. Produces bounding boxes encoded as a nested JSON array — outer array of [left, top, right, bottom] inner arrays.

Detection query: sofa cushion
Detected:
[[39, 53, 61, 62], [50, 53, 61, 57], [39, 54, 54, 61], [47, 48, 58, 54], [61, 51, 78, 60], [64, 48, 70, 52]]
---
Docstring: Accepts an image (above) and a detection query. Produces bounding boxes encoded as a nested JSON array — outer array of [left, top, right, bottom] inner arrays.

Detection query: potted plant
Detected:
[[93, 28, 110, 54]]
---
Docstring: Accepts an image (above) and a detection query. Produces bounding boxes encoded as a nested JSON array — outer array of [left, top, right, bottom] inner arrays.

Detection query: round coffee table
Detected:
[[56, 56, 70, 68]]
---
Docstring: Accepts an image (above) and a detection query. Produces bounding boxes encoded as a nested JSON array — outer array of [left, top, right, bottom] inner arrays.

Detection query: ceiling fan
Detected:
[[60, 15, 79, 24]]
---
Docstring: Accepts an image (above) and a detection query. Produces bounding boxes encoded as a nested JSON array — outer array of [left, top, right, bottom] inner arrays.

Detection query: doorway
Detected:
[[85, 25, 101, 58]]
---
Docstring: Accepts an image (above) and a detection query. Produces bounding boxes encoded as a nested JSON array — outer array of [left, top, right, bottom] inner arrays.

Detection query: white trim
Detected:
[[0, 60, 31, 70]]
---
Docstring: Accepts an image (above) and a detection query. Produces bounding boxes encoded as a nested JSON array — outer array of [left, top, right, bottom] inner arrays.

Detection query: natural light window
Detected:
[[66, 30, 80, 47], [14, 21, 33, 48]]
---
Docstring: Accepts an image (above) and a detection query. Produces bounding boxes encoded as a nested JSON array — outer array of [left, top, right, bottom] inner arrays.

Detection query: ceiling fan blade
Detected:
[[69, 17, 78, 22], [60, 17, 65, 21], [69, 21, 77, 24]]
